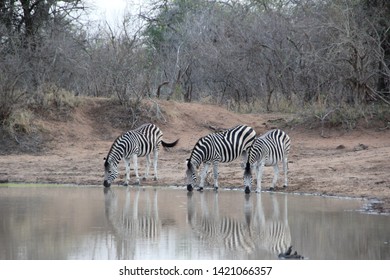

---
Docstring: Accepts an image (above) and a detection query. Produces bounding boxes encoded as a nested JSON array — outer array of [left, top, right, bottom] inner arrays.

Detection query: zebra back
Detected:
[[248, 129, 290, 166], [189, 124, 256, 167], [132, 123, 164, 157], [105, 123, 163, 163]]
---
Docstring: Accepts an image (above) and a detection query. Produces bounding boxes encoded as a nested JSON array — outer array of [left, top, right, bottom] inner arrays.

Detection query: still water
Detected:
[[0, 185, 389, 260]]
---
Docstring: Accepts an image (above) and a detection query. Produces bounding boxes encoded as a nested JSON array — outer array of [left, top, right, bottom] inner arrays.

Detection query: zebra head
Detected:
[[243, 161, 253, 194], [103, 158, 118, 188], [186, 159, 197, 192]]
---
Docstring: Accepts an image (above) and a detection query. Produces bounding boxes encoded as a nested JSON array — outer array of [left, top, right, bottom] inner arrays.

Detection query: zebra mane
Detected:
[[105, 133, 126, 165], [186, 158, 195, 171], [187, 140, 199, 168]]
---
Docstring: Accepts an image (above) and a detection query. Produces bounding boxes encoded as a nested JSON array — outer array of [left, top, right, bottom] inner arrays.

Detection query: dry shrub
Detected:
[[122, 98, 169, 128], [3, 109, 35, 135], [31, 84, 81, 120], [0, 84, 81, 153]]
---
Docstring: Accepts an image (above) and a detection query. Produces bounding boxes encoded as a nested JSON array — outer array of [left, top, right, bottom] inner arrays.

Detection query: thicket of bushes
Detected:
[[1, 0, 389, 144]]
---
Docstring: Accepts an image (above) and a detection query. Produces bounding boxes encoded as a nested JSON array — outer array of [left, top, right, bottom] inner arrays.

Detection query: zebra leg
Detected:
[[283, 157, 288, 188], [271, 164, 279, 190], [143, 154, 150, 180], [124, 158, 131, 186], [213, 161, 219, 191], [132, 154, 140, 185], [255, 162, 264, 193], [198, 163, 210, 191], [241, 150, 248, 169], [153, 148, 158, 181]]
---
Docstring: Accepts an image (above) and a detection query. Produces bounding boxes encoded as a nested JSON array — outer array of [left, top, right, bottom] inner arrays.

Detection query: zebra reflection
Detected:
[[187, 193, 255, 255], [187, 192, 292, 258], [104, 188, 162, 259], [250, 194, 292, 256]]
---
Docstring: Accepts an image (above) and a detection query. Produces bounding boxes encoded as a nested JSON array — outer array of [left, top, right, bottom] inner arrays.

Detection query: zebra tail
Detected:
[[161, 139, 179, 151]]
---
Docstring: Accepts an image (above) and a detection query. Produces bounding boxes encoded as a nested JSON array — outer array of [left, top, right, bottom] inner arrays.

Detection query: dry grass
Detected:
[[4, 109, 35, 135], [30, 84, 81, 121], [0, 85, 82, 154]]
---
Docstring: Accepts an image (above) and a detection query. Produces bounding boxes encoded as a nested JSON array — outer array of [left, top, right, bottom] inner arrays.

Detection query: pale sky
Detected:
[[85, 0, 147, 28]]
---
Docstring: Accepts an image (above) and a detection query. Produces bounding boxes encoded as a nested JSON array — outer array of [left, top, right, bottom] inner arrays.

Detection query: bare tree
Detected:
[[0, 0, 86, 122]]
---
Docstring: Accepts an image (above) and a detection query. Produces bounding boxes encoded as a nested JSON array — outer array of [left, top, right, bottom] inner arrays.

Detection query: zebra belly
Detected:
[[263, 158, 280, 166], [137, 148, 153, 157], [136, 137, 156, 157], [208, 155, 238, 164]]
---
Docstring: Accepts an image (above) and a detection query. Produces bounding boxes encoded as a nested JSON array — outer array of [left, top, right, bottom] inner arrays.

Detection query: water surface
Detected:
[[0, 185, 388, 260]]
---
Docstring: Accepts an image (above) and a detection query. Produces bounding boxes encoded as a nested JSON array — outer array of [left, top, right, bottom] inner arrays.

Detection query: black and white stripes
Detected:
[[103, 123, 179, 187], [243, 129, 291, 193], [103, 122, 292, 194], [186, 125, 256, 191]]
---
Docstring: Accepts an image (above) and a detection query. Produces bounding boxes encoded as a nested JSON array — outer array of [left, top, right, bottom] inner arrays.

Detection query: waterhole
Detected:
[[0, 185, 388, 260]]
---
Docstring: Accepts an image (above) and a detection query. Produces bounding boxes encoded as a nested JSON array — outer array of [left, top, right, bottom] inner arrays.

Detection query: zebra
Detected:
[[186, 124, 256, 192], [250, 194, 292, 258], [103, 123, 179, 188], [243, 129, 290, 194], [187, 192, 256, 255], [104, 188, 162, 259], [186, 189, 293, 258]]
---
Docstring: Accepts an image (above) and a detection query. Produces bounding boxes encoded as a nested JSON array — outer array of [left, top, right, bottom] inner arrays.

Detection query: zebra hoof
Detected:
[[244, 186, 251, 194], [187, 184, 193, 192], [269, 187, 275, 191], [123, 182, 129, 187], [283, 185, 288, 188], [197, 187, 204, 192]]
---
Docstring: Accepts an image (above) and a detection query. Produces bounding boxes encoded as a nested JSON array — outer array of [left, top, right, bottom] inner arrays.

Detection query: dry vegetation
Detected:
[[0, 97, 389, 214]]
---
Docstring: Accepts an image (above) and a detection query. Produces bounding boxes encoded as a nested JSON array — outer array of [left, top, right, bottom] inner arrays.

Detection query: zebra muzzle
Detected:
[[103, 180, 111, 188], [187, 184, 193, 192]]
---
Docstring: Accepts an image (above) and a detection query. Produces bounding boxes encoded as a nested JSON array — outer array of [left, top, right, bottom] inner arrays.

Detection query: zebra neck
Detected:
[[106, 145, 124, 165], [188, 157, 200, 169], [249, 151, 264, 165], [107, 133, 133, 165]]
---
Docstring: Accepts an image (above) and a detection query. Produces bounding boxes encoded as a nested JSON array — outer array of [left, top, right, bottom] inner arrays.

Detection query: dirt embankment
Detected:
[[0, 97, 389, 213]]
